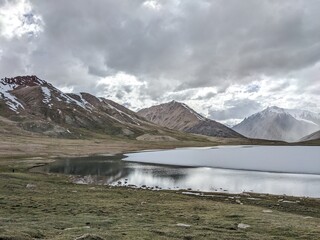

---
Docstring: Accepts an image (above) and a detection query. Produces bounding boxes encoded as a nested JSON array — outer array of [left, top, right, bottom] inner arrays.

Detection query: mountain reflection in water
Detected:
[[32, 151, 320, 198]]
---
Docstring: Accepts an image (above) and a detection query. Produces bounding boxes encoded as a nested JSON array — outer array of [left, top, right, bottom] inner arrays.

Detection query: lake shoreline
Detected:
[[1, 137, 320, 239], [1, 170, 320, 239], [31, 146, 320, 198]]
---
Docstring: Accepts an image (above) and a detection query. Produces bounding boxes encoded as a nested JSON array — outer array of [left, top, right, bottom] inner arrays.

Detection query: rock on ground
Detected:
[[74, 234, 104, 240]]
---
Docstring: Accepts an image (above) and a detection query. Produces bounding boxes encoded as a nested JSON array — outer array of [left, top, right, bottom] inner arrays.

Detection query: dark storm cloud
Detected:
[[0, 0, 319, 116], [1, 0, 319, 90], [209, 99, 262, 121]]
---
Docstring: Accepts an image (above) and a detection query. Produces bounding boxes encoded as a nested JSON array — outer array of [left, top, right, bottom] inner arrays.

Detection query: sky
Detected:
[[0, 0, 319, 126]]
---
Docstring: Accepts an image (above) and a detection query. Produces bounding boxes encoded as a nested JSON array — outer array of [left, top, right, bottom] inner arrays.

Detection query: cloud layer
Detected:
[[0, 0, 319, 125]]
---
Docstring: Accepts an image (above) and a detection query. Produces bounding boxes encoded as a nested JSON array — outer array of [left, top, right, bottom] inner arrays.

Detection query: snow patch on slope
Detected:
[[41, 86, 53, 108], [56, 91, 90, 110], [0, 81, 24, 113], [285, 109, 320, 126], [106, 101, 141, 125], [78, 93, 94, 110]]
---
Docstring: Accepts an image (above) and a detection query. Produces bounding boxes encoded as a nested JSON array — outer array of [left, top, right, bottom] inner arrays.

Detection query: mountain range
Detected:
[[0, 75, 243, 142], [137, 101, 243, 138], [1, 75, 319, 143], [0, 75, 176, 139], [233, 106, 320, 142]]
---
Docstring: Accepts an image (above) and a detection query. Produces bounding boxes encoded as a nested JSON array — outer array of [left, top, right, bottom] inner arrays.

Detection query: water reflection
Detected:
[[34, 155, 132, 184], [33, 152, 320, 198], [125, 146, 320, 174]]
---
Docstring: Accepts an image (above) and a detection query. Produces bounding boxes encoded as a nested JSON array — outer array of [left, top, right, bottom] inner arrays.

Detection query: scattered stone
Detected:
[[181, 192, 201, 196], [74, 233, 104, 240], [235, 200, 243, 205], [176, 223, 191, 228], [262, 210, 273, 213], [238, 223, 250, 229], [26, 184, 37, 189], [282, 200, 297, 204], [140, 201, 147, 205], [72, 190, 77, 193], [303, 216, 313, 219], [241, 193, 251, 196], [247, 198, 261, 201]]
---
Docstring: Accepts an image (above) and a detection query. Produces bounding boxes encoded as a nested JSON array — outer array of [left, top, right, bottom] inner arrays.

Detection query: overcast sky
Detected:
[[0, 0, 319, 125]]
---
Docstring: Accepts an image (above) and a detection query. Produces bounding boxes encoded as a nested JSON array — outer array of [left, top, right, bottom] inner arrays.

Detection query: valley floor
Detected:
[[0, 134, 319, 239]]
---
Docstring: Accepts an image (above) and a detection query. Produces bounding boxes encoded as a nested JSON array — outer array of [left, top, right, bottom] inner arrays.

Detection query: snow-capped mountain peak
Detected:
[[265, 106, 286, 114], [233, 106, 320, 142]]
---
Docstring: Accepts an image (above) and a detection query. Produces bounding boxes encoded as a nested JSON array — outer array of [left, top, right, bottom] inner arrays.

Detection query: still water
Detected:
[[33, 146, 320, 198]]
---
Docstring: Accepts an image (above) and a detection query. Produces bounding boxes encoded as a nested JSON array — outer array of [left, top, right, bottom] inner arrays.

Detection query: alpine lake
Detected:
[[32, 145, 320, 198]]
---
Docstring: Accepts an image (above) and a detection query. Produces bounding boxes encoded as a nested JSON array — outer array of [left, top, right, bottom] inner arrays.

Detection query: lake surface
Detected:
[[33, 146, 320, 198]]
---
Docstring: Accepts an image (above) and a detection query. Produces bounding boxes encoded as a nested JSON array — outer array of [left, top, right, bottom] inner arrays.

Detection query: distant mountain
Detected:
[[0, 75, 180, 139], [300, 130, 320, 142], [233, 106, 320, 142], [137, 101, 243, 138]]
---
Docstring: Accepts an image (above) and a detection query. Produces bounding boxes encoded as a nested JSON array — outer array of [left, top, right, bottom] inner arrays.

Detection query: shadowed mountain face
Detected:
[[233, 106, 320, 142], [137, 101, 244, 138], [300, 130, 320, 142], [0, 75, 174, 138]]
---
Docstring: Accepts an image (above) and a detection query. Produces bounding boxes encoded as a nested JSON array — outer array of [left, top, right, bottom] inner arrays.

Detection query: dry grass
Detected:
[[0, 172, 319, 240], [0, 130, 319, 239]]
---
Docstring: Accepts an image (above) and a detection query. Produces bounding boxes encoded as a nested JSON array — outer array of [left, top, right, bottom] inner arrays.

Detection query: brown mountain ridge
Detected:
[[137, 101, 244, 138]]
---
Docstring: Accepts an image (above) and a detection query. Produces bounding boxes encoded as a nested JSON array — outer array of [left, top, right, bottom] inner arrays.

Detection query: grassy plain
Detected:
[[0, 133, 319, 239]]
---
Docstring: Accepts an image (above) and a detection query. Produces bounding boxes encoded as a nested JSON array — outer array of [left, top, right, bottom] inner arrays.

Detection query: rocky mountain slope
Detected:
[[137, 101, 244, 138], [233, 106, 320, 142], [0, 76, 197, 140], [300, 130, 320, 142]]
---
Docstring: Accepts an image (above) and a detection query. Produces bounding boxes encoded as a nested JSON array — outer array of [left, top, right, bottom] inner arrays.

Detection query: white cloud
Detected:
[[97, 72, 155, 110], [154, 77, 320, 126], [57, 85, 74, 93], [142, 0, 162, 11], [0, 0, 319, 125], [0, 0, 43, 39]]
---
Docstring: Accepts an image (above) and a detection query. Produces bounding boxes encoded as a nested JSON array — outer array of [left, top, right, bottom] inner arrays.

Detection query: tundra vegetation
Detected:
[[0, 134, 319, 240]]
